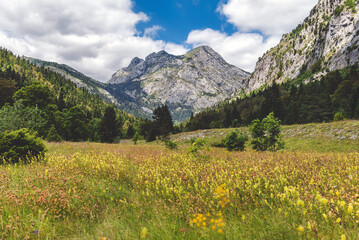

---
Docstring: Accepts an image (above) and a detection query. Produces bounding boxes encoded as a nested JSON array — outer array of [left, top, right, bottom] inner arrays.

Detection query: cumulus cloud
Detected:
[[0, 0, 188, 81], [186, 0, 317, 72], [218, 0, 317, 36]]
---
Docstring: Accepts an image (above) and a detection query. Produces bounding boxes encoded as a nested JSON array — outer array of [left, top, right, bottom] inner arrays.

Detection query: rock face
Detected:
[[247, 0, 359, 91], [107, 46, 250, 121]]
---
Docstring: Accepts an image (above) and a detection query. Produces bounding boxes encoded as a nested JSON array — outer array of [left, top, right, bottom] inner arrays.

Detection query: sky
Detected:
[[0, 0, 318, 82]]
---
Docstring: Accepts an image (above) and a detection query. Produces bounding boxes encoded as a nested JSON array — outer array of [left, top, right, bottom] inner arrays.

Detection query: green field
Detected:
[[1, 121, 359, 239]]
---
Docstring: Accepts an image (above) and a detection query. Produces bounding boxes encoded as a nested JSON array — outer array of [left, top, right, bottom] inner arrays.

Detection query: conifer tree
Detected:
[[99, 106, 119, 143], [152, 105, 174, 137]]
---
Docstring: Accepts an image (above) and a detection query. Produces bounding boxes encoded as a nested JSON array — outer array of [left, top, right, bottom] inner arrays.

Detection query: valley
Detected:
[[1, 0, 359, 239]]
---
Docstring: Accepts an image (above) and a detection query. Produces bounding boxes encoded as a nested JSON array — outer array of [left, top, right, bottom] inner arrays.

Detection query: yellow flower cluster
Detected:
[[215, 184, 230, 208], [192, 212, 225, 234]]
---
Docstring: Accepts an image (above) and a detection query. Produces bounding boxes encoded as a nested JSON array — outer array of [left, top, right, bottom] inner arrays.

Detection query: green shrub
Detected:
[[249, 112, 284, 151], [164, 139, 178, 150], [224, 130, 248, 151], [188, 138, 207, 154], [188, 138, 210, 160], [345, 0, 356, 11], [333, 112, 345, 121], [334, 5, 344, 16], [0, 128, 46, 164]]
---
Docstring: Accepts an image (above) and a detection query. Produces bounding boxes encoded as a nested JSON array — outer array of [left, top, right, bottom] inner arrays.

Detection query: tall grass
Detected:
[[1, 142, 359, 239]]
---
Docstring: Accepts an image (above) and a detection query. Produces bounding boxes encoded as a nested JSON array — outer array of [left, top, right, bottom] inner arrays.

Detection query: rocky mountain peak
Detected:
[[128, 57, 143, 68], [184, 45, 223, 62], [106, 45, 250, 121]]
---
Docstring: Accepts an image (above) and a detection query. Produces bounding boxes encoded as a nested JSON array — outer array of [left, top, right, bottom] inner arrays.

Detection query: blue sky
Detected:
[[133, 0, 236, 43], [0, 0, 318, 81]]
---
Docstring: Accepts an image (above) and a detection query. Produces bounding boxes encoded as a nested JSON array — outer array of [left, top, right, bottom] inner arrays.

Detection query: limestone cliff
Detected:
[[247, 0, 359, 91]]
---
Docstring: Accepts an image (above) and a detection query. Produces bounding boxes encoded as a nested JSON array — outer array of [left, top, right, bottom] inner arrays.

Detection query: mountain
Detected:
[[28, 46, 250, 122], [246, 0, 359, 91], [107, 45, 250, 121]]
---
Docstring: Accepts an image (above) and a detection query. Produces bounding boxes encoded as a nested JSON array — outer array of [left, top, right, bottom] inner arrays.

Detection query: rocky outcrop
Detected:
[[108, 46, 250, 121], [247, 0, 359, 91]]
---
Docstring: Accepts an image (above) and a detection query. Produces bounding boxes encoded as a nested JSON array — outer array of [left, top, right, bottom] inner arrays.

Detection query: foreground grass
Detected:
[[1, 140, 359, 239]]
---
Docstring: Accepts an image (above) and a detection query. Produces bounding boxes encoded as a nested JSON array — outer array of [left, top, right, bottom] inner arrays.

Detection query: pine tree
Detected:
[[152, 105, 174, 137], [99, 106, 119, 143]]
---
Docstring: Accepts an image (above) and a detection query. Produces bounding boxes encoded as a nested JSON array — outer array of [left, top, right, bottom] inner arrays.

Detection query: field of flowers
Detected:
[[1, 141, 359, 239]]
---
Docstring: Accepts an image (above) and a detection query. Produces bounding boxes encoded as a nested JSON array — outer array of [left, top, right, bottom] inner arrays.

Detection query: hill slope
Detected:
[[172, 120, 359, 152], [25, 58, 121, 105], [0, 48, 137, 141]]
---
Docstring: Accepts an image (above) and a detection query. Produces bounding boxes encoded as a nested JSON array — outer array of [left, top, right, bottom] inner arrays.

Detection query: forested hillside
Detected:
[[0, 48, 139, 142], [184, 65, 359, 131]]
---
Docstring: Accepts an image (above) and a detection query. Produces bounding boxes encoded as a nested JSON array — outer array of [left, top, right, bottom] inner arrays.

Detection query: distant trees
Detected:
[[99, 106, 120, 143], [0, 78, 17, 108], [63, 107, 89, 142], [0, 101, 47, 134], [13, 83, 54, 109]]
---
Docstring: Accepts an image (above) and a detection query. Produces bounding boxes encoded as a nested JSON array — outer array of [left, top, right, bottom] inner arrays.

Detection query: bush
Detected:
[[333, 112, 345, 121], [0, 128, 46, 164], [249, 112, 284, 151], [164, 139, 178, 150], [224, 130, 248, 151], [188, 138, 208, 154]]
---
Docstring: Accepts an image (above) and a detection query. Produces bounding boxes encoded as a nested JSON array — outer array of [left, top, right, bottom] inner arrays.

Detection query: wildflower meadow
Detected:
[[1, 124, 359, 239]]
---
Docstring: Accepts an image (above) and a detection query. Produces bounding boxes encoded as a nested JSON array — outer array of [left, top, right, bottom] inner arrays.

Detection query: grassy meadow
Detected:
[[1, 121, 359, 239]]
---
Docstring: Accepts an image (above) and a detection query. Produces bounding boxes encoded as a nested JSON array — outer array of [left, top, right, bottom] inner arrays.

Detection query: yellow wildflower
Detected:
[[348, 204, 353, 214], [141, 227, 148, 239], [297, 199, 305, 207], [297, 225, 304, 232]]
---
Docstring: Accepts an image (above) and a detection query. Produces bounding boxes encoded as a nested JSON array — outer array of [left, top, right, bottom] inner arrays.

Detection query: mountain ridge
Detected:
[[246, 0, 359, 91], [28, 46, 251, 122]]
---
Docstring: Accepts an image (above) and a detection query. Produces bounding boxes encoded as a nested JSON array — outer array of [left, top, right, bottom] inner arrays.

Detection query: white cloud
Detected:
[[218, 0, 318, 36], [144, 25, 164, 38], [0, 0, 188, 81]]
